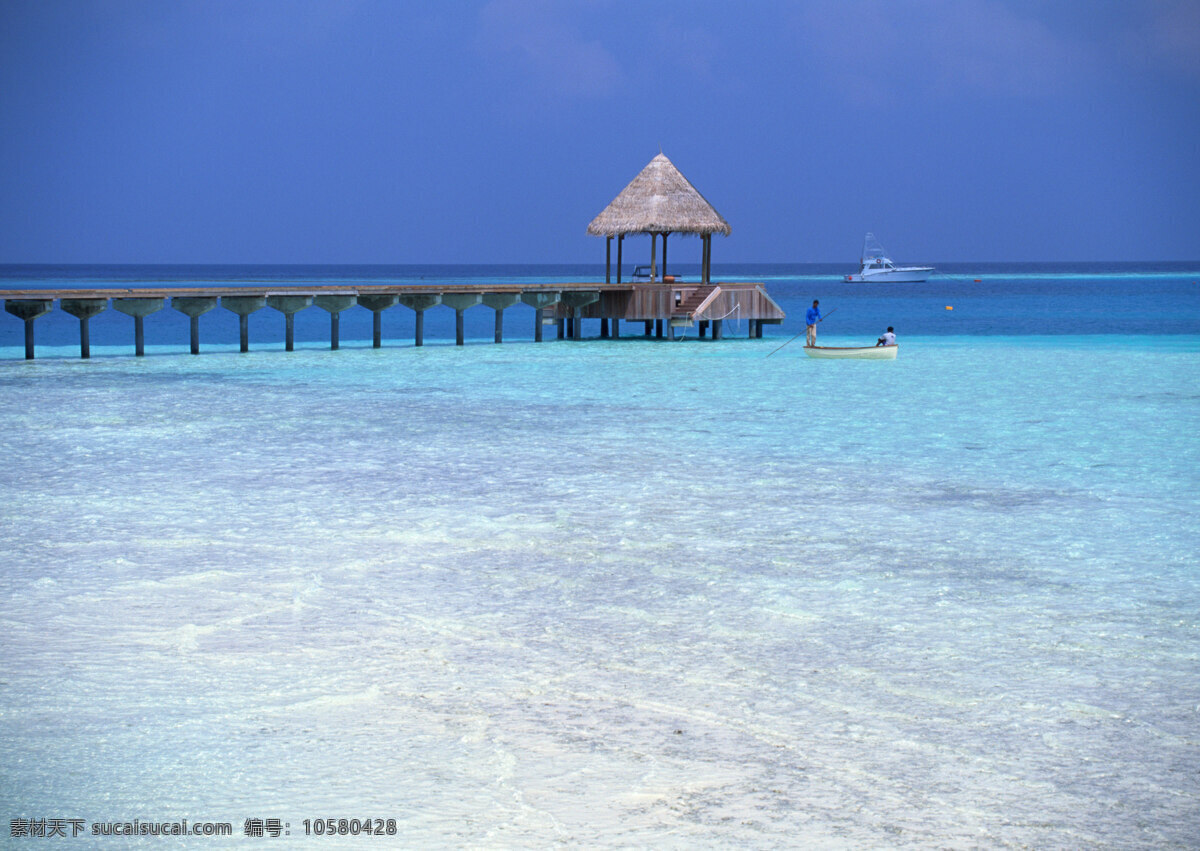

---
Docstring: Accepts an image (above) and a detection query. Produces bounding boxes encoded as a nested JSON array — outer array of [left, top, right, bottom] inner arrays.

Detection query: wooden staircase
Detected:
[[674, 285, 719, 319]]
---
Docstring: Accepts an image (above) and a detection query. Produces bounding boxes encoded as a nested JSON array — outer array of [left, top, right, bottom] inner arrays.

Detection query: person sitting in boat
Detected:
[[876, 327, 896, 347], [805, 300, 822, 347]]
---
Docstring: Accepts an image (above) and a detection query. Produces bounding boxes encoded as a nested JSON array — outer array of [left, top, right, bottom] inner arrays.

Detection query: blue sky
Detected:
[[1, 0, 1198, 264]]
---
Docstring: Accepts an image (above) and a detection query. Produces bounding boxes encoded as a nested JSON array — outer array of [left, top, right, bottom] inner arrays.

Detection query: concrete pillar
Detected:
[[398, 293, 443, 347], [713, 318, 723, 340], [60, 298, 108, 359], [315, 294, 357, 350], [600, 317, 609, 338], [266, 295, 313, 352], [655, 319, 663, 339], [557, 319, 565, 339], [440, 293, 482, 346], [220, 296, 266, 353], [559, 291, 599, 341], [612, 318, 620, 338], [756, 321, 764, 339], [699, 320, 709, 338], [667, 322, 675, 341], [482, 293, 519, 344], [113, 298, 165, 357], [520, 291, 560, 343], [5, 299, 53, 360], [748, 319, 757, 339], [357, 294, 398, 348], [171, 297, 217, 355], [644, 320, 653, 336]]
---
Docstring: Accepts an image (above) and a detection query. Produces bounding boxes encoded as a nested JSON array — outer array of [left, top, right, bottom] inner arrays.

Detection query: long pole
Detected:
[[766, 308, 836, 357]]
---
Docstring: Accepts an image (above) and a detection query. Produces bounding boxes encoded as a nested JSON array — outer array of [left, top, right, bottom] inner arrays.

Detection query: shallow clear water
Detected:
[[2, 267, 1199, 846]]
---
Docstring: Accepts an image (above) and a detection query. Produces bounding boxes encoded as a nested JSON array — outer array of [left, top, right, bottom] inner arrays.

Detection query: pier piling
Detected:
[[220, 296, 266, 352], [4, 299, 52, 360], [397, 294, 442, 347], [171, 297, 217, 355], [357, 294, 398, 348], [113, 298, 165, 357], [520, 290, 562, 343], [482, 293, 519, 344], [441, 294, 482, 346], [559, 291, 599, 341], [266, 296, 313, 352], [60, 299, 108, 359], [315, 294, 357, 350]]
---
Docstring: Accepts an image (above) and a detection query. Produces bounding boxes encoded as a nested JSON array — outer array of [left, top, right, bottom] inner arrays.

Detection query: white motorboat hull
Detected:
[[845, 234, 933, 282], [804, 344, 898, 360], [844, 266, 933, 283]]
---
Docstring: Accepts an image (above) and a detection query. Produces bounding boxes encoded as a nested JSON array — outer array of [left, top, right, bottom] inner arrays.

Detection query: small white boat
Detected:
[[804, 344, 898, 360], [844, 233, 933, 283]]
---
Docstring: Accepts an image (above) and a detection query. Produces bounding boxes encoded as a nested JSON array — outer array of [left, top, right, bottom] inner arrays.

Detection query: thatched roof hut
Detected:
[[587, 153, 731, 238], [587, 153, 729, 284]]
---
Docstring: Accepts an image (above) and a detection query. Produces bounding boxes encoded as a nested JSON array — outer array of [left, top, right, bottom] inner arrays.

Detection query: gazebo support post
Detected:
[[606, 236, 611, 283], [617, 235, 623, 283]]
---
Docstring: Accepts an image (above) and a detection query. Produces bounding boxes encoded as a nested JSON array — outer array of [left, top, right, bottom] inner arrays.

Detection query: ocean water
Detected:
[[2, 264, 1199, 846]]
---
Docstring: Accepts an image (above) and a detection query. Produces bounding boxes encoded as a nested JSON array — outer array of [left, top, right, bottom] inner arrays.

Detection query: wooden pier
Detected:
[[2, 281, 784, 359], [5, 152, 789, 359]]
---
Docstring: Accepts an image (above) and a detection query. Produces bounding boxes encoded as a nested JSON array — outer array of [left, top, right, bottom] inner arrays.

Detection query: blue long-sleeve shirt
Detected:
[[806, 306, 822, 326]]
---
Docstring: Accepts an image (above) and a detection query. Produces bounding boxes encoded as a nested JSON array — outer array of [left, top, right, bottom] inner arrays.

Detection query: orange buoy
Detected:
[[946, 306, 953, 310], [974, 278, 981, 282]]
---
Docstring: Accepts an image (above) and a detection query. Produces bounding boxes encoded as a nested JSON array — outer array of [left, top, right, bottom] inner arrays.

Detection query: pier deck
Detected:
[[4, 281, 784, 358]]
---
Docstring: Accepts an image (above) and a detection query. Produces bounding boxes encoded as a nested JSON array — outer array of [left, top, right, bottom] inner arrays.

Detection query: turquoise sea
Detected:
[[2, 263, 1199, 846]]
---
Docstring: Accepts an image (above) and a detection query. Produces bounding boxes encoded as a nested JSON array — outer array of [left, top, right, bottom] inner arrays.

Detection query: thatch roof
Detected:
[[587, 153, 731, 237]]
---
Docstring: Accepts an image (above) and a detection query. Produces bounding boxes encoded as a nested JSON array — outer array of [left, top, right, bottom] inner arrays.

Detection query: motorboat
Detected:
[[804, 344, 897, 360], [844, 233, 933, 282]]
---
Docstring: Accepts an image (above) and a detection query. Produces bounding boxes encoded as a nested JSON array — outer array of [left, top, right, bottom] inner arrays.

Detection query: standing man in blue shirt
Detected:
[[805, 300, 822, 347]]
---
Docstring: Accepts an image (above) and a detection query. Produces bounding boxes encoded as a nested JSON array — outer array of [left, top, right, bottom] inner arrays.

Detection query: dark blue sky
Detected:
[[2, 0, 1198, 264]]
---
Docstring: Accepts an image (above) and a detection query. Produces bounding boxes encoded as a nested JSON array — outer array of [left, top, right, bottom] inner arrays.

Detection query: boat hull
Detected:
[[804, 344, 897, 360], [844, 267, 933, 283]]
